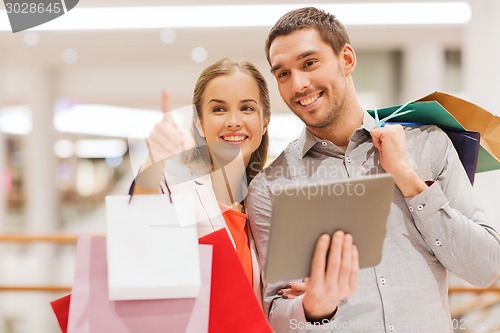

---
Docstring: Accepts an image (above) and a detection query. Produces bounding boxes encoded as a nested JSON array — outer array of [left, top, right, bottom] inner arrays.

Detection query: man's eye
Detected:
[[277, 70, 289, 78], [304, 60, 317, 68]]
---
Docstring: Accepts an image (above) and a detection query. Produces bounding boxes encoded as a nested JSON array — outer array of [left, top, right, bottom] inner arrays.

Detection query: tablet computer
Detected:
[[265, 174, 394, 283]]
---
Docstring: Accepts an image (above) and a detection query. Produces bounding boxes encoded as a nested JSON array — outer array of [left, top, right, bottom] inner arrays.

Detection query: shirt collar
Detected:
[[296, 110, 376, 158]]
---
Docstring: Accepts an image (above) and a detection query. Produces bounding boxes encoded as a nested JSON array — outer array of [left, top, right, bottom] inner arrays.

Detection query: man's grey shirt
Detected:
[[246, 112, 500, 333]]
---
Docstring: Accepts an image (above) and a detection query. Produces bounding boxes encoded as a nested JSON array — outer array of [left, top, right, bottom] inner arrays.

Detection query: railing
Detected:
[[0, 234, 499, 294]]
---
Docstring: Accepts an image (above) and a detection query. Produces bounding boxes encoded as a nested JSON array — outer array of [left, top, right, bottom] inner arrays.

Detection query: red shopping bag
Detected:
[[50, 294, 71, 333], [199, 229, 272, 333]]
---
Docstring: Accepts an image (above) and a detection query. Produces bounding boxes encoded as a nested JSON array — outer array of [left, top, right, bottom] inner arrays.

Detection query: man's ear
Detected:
[[342, 43, 356, 76], [194, 118, 205, 137]]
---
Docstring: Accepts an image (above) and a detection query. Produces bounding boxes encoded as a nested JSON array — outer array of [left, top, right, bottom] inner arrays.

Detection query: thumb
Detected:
[[369, 129, 382, 152], [161, 89, 177, 126]]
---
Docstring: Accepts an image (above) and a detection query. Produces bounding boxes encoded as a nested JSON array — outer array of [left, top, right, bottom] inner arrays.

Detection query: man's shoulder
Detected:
[[403, 124, 449, 143], [250, 139, 301, 185]]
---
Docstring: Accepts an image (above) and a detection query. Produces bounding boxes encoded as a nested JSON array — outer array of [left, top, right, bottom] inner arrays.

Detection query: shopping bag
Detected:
[[66, 236, 212, 333], [51, 294, 71, 333], [199, 229, 272, 333], [418, 91, 500, 173], [442, 129, 481, 184], [380, 121, 480, 184], [368, 92, 500, 174], [105, 194, 200, 300]]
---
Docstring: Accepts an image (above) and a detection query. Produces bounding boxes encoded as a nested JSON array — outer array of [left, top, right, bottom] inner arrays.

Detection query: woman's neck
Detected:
[[210, 154, 247, 212]]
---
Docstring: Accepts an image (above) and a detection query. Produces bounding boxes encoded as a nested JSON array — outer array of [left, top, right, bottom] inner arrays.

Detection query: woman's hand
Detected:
[[277, 281, 306, 299], [146, 90, 195, 164], [134, 90, 195, 192]]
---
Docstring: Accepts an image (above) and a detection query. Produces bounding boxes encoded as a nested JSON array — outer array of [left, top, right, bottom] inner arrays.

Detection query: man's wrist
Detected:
[[303, 301, 338, 324], [392, 168, 427, 198]]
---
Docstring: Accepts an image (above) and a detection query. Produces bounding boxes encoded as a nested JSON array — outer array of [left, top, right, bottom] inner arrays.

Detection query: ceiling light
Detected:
[[0, 2, 471, 32], [191, 47, 208, 63]]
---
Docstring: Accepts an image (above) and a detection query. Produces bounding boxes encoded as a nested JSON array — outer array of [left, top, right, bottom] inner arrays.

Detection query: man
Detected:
[[246, 7, 500, 333]]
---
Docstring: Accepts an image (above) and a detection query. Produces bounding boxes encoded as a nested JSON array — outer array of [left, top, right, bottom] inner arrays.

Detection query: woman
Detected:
[[51, 58, 273, 333], [134, 57, 270, 295]]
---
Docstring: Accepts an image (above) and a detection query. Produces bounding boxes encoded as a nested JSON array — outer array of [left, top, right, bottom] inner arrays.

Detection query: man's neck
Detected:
[[308, 108, 364, 151]]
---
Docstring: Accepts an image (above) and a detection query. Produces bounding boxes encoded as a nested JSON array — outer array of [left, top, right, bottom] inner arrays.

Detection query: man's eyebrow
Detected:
[[298, 50, 316, 60], [270, 50, 317, 74], [270, 64, 282, 74]]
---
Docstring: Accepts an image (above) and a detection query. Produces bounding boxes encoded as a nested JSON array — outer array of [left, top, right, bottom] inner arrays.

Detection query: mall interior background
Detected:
[[0, 1, 499, 332]]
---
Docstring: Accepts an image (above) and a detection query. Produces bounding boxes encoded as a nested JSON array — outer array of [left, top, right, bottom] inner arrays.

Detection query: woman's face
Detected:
[[197, 70, 269, 167]]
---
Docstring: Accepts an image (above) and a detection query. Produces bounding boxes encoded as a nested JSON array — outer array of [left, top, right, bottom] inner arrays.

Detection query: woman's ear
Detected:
[[262, 117, 270, 135], [194, 118, 205, 137]]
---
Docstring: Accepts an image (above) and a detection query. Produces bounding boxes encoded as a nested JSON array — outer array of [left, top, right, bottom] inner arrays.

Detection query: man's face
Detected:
[[269, 29, 351, 129]]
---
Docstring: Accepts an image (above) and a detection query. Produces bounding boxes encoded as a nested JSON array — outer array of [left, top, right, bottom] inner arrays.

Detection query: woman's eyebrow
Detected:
[[240, 99, 258, 104], [208, 98, 226, 104]]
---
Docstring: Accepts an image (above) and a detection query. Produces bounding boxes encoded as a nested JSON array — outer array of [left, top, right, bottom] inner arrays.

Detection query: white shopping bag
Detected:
[[105, 194, 200, 301]]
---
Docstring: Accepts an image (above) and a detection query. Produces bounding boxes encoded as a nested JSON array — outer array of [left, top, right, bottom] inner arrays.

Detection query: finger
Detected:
[[337, 233, 353, 292], [289, 281, 306, 292], [161, 89, 177, 126], [180, 128, 195, 152], [282, 292, 298, 299], [325, 230, 344, 282], [369, 130, 382, 152], [285, 289, 306, 297], [161, 89, 172, 114], [349, 245, 359, 292], [309, 234, 330, 285]]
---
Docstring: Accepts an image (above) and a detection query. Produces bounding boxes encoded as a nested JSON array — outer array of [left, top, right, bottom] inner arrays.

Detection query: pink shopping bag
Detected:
[[66, 236, 212, 333]]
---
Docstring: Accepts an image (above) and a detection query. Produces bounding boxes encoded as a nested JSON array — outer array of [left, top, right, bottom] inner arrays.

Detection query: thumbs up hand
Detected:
[[146, 90, 196, 164]]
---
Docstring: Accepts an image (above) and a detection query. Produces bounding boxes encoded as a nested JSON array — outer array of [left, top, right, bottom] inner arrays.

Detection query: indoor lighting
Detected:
[[0, 2, 471, 32], [54, 104, 163, 138], [74, 139, 128, 158], [0, 106, 32, 135]]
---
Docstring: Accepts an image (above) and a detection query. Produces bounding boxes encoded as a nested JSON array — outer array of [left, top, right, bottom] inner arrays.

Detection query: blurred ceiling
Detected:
[[0, 0, 467, 112]]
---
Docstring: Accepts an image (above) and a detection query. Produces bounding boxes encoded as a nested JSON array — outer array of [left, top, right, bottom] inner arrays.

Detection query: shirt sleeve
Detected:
[[404, 127, 500, 287]]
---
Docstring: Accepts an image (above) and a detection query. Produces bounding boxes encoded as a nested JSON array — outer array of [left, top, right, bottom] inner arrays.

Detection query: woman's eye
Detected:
[[242, 106, 255, 112], [213, 107, 225, 113]]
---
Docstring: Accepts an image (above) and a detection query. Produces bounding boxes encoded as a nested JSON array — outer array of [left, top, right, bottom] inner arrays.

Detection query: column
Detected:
[[21, 67, 60, 333], [400, 39, 445, 101], [0, 67, 6, 231], [463, 0, 500, 230]]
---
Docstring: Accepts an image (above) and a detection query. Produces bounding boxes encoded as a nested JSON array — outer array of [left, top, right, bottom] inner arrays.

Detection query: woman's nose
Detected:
[[225, 112, 242, 128]]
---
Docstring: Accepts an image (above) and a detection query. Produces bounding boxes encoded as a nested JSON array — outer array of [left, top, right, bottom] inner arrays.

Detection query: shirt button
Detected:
[[380, 277, 386, 285], [389, 324, 395, 331], [321, 141, 328, 146], [417, 204, 424, 211], [346, 156, 352, 162], [436, 239, 442, 246], [409, 206, 414, 212]]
